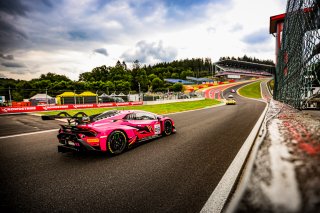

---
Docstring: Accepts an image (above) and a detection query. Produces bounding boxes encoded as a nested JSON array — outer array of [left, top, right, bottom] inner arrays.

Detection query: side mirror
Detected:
[[157, 116, 161, 121]]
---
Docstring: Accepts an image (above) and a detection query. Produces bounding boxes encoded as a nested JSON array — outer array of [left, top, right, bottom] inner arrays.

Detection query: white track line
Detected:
[[164, 102, 225, 116], [0, 129, 59, 140], [200, 99, 268, 213]]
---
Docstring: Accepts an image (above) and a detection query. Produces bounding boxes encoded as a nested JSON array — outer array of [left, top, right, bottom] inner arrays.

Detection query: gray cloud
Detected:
[[0, 17, 28, 52], [0, 0, 55, 16], [1, 62, 26, 68], [68, 31, 89, 41], [242, 29, 271, 44], [0, 0, 232, 53], [94, 48, 108, 56], [0, 0, 239, 80], [0, 0, 58, 52], [0, 0, 29, 16], [121, 40, 177, 63], [0, 53, 14, 60], [0, 66, 39, 76]]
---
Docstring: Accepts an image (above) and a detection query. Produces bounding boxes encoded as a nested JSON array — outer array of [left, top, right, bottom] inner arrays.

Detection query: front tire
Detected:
[[107, 131, 127, 155], [162, 120, 173, 136]]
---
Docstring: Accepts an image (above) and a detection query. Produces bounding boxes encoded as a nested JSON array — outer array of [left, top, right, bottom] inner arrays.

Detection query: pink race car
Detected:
[[43, 110, 176, 155]]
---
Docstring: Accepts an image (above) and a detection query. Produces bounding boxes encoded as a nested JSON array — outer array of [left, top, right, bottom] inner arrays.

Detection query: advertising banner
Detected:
[[0, 101, 144, 114]]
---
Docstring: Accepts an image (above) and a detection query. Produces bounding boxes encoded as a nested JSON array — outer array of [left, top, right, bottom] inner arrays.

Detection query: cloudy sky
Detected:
[[0, 0, 286, 81]]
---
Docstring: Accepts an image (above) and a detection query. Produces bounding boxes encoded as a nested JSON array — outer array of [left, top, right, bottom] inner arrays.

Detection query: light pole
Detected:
[[96, 90, 98, 104], [45, 88, 48, 105], [74, 90, 76, 104], [138, 82, 141, 101], [8, 86, 12, 106]]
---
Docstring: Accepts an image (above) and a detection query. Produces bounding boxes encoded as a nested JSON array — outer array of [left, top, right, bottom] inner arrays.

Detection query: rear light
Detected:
[[87, 138, 99, 143], [86, 138, 100, 146]]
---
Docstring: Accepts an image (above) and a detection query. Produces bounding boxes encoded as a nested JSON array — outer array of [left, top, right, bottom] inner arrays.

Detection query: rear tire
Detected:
[[107, 131, 127, 155], [162, 120, 173, 136]]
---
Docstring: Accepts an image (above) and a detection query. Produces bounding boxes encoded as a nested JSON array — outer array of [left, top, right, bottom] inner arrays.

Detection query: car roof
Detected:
[[112, 110, 156, 115]]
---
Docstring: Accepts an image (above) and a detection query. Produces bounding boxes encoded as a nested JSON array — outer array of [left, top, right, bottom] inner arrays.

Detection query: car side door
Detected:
[[125, 112, 160, 138]]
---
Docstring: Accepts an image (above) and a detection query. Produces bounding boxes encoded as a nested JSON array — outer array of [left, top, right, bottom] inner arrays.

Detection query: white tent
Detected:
[[29, 93, 55, 105]]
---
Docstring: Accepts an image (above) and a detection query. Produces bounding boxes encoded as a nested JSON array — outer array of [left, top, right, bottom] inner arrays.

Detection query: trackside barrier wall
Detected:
[[0, 101, 143, 114]]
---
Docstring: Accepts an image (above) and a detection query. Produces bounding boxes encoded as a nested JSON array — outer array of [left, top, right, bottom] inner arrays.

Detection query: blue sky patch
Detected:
[[242, 29, 271, 44]]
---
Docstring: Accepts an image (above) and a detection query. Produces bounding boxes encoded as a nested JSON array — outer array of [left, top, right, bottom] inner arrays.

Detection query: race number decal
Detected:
[[154, 123, 161, 135]]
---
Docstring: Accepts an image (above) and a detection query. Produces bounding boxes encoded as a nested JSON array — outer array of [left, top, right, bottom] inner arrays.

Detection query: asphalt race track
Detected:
[[0, 114, 63, 137], [0, 84, 266, 212]]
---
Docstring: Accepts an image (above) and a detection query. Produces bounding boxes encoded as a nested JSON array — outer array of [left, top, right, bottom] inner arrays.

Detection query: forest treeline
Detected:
[[0, 56, 273, 101]]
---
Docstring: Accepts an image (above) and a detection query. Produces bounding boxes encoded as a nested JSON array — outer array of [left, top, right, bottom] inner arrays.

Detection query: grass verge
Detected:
[[40, 99, 221, 116], [267, 79, 274, 92], [238, 81, 262, 99]]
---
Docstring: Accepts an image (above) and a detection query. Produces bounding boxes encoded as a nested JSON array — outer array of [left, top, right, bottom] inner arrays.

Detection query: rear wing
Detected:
[[41, 110, 120, 125], [41, 111, 88, 120], [41, 111, 93, 125]]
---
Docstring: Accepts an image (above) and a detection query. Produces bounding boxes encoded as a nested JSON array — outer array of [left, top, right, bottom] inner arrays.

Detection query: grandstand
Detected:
[[186, 77, 214, 84], [164, 78, 194, 85], [214, 59, 274, 80]]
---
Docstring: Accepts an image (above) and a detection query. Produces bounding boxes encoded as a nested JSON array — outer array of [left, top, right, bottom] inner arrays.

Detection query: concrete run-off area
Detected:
[[232, 100, 320, 213]]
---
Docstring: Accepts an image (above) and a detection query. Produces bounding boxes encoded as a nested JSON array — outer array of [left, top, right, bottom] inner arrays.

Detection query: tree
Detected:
[[163, 71, 171, 78], [151, 78, 163, 91], [51, 81, 69, 92], [114, 80, 131, 92], [135, 69, 149, 92], [172, 83, 183, 92], [132, 60, 140, 70], [180, 70, 193, 79], [34, 80, 51, 89], [12, 91, 23, 101], [148, 74, 158, 82], [122, 61, 127, 70], [72, 81, 86, 91], [103, 81, 115, 94], [79, 72, 92, 82], [39, 72, 71, 82], [115, 60, 122, 68], [16, 80, 33, 99], [171, 73, 179, 79]]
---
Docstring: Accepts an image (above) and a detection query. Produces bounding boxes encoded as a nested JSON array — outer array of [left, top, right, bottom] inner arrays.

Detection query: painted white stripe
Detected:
[[200, 101, 268, 213], [0, 129, 59, 140], [163, 102, 225, 116]]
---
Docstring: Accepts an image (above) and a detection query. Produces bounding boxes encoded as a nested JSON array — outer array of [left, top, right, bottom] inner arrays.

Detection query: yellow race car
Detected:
[[226, 98, 236, 105]]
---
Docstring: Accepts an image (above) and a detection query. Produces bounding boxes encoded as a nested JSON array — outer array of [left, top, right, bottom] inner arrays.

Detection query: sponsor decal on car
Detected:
[[154, 123, 161, 135]]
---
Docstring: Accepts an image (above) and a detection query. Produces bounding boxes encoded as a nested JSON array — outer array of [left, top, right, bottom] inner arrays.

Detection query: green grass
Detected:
[[238, 81, 262, 99], [40, 99, 221, 116], [268, 79, 274, 91]]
